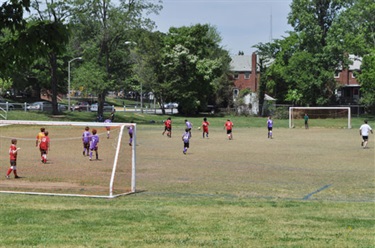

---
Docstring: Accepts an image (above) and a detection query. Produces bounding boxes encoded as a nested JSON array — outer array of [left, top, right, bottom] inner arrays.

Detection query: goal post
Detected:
[[0, 120, 136, 198], [289, 107, 351, 129]]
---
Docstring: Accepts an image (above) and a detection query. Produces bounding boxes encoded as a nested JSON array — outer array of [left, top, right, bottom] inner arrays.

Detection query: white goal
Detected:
[[0, 120, 136, 198], [289, 107, 351, 129]]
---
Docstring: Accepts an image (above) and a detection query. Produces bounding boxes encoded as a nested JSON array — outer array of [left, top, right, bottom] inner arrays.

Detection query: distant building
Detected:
[[230, 53, 363, 108], [230, 53, 259, 95], [335, 54, 362, 104]]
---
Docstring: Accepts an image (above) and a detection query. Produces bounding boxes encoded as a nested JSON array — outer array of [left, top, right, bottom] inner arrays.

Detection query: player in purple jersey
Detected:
[[185, 119, 192, 137], [182, 128, 191, 155], [267, 116, 273, 139], [127, 122, 134, 146], [89, 129, 99, 160], [82, 126, 91, 156], [104, 118, 111, 139]]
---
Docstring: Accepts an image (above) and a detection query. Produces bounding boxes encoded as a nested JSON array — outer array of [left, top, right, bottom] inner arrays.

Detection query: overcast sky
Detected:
[[149, 0, 293, 55]]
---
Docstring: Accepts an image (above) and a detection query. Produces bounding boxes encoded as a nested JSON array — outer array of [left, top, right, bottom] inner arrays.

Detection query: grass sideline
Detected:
[[0, 112, 374, 247]]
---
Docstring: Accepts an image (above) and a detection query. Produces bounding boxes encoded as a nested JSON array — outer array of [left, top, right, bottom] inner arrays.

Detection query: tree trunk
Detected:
[[49, 53, 59, 115]]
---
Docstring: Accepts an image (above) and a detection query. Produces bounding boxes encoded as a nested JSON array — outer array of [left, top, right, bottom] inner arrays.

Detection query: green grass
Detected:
[[0, 111, 374, 247], [0, 194, 374, 247]]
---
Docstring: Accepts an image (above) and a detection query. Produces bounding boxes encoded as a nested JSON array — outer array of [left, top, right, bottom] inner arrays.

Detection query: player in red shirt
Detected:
[[6, 139, 21, 179], [39, 131, 50, 164], [224, 119, 234, 140], [162, 117, 172, 138], [202, 117, 210, 138]]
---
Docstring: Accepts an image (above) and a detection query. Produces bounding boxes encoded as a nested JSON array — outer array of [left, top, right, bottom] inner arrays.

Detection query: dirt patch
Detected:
[[0, 125, 132, 196]]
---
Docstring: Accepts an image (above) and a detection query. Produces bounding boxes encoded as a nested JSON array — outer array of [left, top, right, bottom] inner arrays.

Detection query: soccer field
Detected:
[[0, 122, 374, 247], [0, 123, 373, 202], [135, 126, 374, 202]]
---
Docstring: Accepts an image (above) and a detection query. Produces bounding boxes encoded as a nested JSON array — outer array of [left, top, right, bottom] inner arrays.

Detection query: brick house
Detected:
[[230, 53, 276, 114], [230, 53, 259, 97], [230, 53, 362, 105], [335, 54, 362, 104]]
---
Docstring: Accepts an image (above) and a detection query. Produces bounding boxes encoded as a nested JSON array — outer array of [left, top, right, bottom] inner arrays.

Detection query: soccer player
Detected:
[[89, 129, 99, 161], [39, 131, 50, 164], [304, 113, 309, 129], [104, 117, 111, 139], [6, 139, 20, 179], [36, 127, 45, 147], [224, 119, 234, 140], [202, 117, 210, 138], [163, 117, 172, 138], [359, 120, 373, 149], [182, 128, 191, 154], [127, 122, 134, 146], [185, 119, 192, 137], [82, 126, 90, 156], [267, 116, 273, 139]]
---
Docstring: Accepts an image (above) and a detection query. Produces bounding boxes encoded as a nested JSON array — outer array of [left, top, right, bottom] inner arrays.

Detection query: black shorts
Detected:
[[10, 160, 16, 166], [184, 142, 189, 148], [226, 129, 232, 134], [362, 136, 369, 141], [268, 127, 273, 131]]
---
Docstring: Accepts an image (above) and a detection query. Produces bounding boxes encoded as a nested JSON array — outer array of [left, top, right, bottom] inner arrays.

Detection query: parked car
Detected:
[[90, 102, 114, 112], [71, 101, 90, 111], [27, 101, 67, 112], [0, 99, 15, 111], [163, 102, 179, 109]]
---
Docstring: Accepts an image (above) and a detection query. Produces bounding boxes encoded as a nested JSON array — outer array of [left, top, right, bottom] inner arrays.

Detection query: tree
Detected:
[[129, 30, 165, 112], [69, 0, 162, 116], [357, 51, 375, 108], [255, 0, 353, 106], [161, 24, 231, 114], [0, 0, 30, 77], [327, 0, 375, 107], [25, 1, 71, 114]]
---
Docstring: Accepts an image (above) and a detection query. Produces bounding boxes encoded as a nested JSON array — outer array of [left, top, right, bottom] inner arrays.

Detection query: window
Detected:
[[334, 71, 340, 78], [244, 72, 250, 79], [351, 72, 356, 78], [234, 72, 239, 79]]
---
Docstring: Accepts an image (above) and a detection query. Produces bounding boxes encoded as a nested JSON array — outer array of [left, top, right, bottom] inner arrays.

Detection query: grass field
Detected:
[[0, 114, 374, 247]]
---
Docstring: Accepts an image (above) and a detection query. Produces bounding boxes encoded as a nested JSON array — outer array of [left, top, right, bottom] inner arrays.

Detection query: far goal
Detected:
[[0, 120, 136, 198], [289, 107, 351, 129]]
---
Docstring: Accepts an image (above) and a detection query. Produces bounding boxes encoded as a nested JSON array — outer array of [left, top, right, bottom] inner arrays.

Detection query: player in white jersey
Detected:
[[359, 120, 373, 149]]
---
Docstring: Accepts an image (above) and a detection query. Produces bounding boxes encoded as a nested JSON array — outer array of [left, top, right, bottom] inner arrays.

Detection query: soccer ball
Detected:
[[197, 127, 201, 130]]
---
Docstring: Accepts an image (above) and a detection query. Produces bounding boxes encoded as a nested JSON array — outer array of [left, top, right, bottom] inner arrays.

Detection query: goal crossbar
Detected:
[[289, 107, 351, 129], [0, 120, 136, 199]]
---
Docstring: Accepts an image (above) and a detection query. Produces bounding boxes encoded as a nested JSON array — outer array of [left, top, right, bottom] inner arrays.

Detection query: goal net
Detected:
[[0, 120, 136, 198], [289, 107, 351, 129]]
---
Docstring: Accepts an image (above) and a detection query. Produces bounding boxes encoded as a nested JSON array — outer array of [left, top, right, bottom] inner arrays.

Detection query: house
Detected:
[[335, 54, 362, 104], [230, 53, 259, 96], [230, 53, 274, 115], [230, 53, 363, 110]]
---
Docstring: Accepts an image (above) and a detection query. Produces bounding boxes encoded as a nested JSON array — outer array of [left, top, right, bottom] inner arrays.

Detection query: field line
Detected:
[[303, 184, 332, 200]]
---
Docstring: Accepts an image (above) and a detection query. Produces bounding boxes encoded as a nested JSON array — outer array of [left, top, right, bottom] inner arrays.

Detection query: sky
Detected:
[[150, 0, 294, 55]]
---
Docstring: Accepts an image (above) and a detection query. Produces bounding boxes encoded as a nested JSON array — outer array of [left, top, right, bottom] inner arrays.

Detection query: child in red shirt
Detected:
[[202, 117, 210, 138], [224, 119, 234, 140], [6, 139, 21, 179], [162, 117, 172, 138], [39, 131, 50, 163]]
